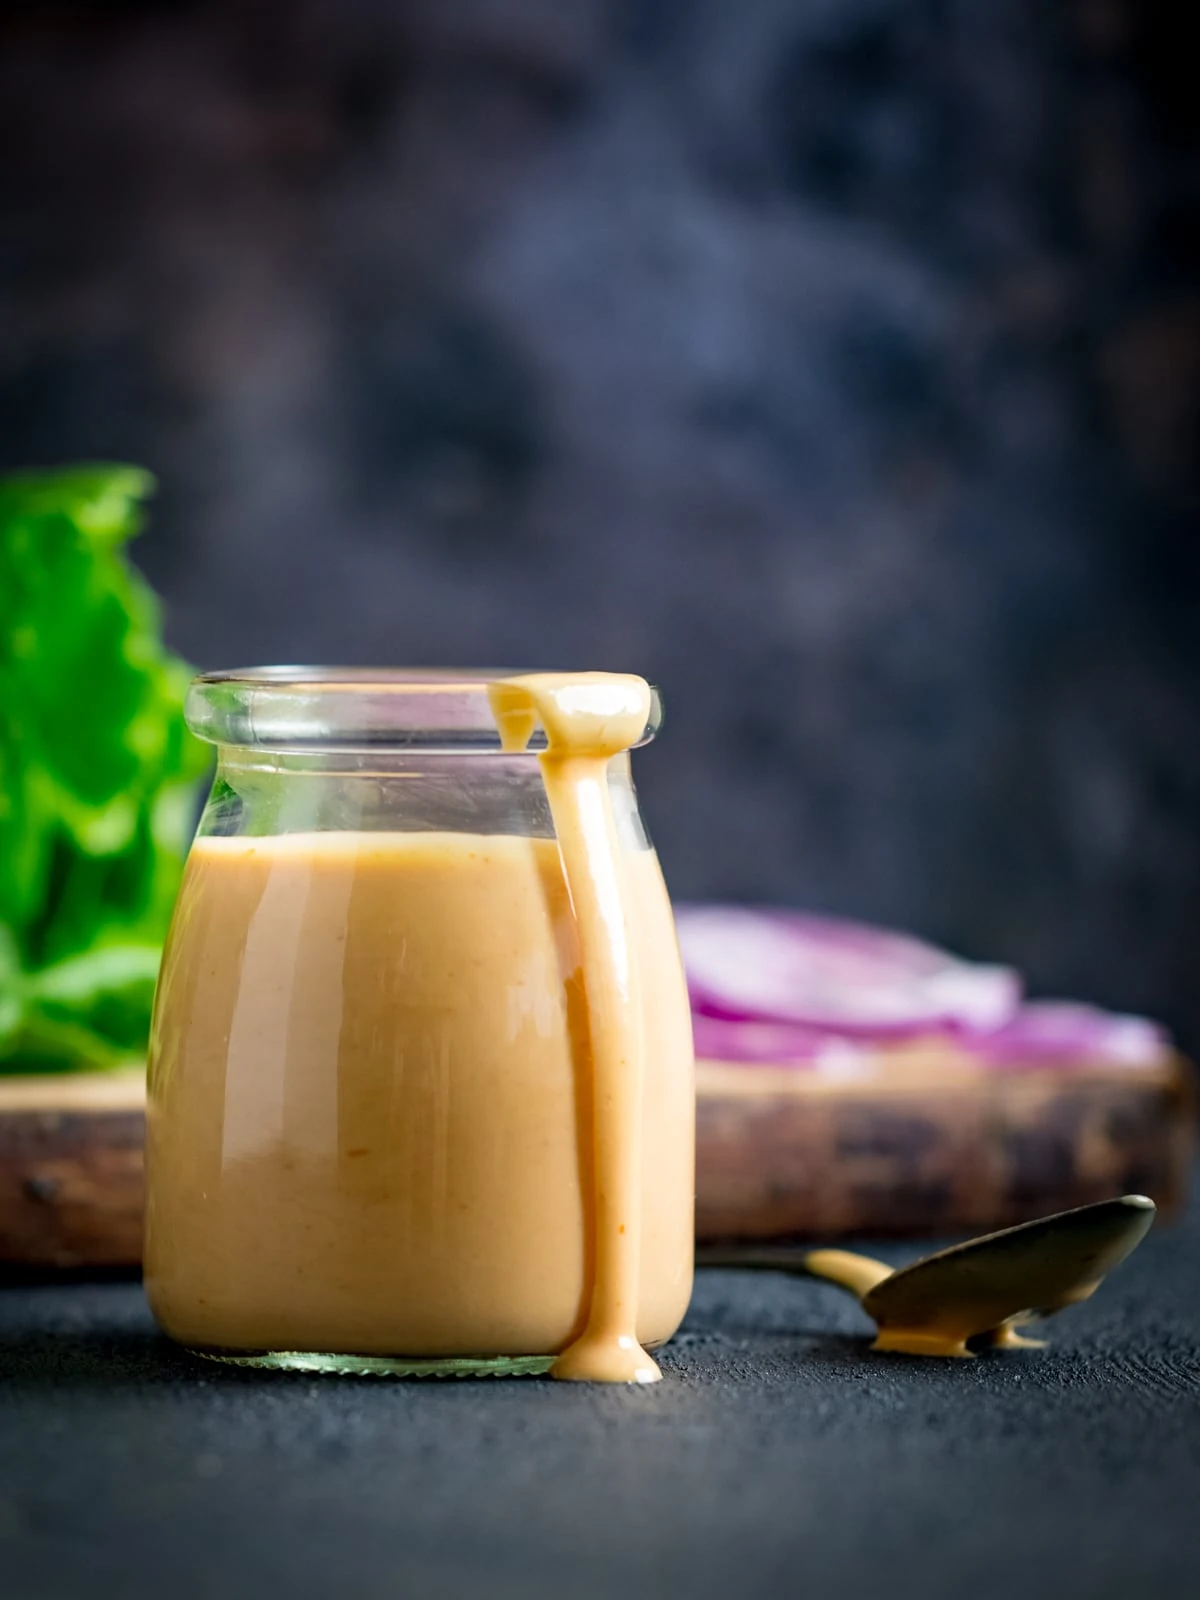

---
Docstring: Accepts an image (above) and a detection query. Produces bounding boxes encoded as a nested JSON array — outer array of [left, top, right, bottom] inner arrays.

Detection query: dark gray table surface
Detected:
[[3, 1195, 1199, 1600]]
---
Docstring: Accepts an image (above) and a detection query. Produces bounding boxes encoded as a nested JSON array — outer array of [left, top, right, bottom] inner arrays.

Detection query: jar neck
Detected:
[[199, 749, 649, 850]]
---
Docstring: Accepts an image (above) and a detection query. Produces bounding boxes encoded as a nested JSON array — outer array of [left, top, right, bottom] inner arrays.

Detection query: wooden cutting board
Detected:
[[1, 1054, 1194, 1268], [0, 1069, 145, 1269]]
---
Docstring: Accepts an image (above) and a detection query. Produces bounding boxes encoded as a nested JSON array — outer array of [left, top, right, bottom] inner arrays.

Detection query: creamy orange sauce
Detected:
[[489, 673, 663, 1383]]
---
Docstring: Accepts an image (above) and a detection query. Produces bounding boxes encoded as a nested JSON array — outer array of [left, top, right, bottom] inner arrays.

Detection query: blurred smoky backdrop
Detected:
[[1, 2, 1197, 1045]]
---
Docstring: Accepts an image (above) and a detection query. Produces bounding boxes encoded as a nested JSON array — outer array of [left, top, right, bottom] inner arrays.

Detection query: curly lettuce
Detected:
[[0, 466, 208, 1071]]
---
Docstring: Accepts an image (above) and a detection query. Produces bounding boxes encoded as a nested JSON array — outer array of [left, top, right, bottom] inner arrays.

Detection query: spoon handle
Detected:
[[695, 1245, 893, 1300], [803, 1248, 893, 1299]]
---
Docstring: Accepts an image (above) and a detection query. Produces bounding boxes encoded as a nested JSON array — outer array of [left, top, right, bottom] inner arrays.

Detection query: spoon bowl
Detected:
[[697, 1195, 1157, 1357]]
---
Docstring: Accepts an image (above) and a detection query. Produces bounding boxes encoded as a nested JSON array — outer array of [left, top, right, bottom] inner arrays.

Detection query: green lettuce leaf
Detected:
[[0, 465, 208, 1072]]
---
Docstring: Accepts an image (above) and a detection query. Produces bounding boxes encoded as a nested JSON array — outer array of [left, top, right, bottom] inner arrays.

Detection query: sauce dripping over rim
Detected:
[[489, 673, 660, 1384]]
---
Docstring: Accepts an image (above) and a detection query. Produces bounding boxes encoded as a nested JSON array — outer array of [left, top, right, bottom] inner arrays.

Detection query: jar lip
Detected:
[[186, 666, 663, 753], [196, 666, 524, 691]]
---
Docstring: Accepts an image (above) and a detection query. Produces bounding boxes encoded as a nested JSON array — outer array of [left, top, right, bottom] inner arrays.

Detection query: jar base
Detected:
[[187, 1346, 557, 1379]]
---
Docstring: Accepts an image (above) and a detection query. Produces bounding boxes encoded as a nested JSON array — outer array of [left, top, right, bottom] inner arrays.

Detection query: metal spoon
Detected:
[[695, 1195, 1156, 1357]]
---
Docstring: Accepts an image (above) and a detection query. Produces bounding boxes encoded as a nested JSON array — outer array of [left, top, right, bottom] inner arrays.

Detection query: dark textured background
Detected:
[[3, 1194, 1199, 1600], [2, 1, 1198, 1043]]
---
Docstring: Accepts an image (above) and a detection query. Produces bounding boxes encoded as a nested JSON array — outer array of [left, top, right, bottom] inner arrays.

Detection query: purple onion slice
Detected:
[[975, 1001, 1167, 1069], [677, 905, 1167, 1070], [690, 1012, 872, 1071], [675, 904, 1021, 1037]]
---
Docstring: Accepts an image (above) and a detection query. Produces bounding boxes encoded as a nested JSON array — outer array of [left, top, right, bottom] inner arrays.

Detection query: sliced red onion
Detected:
[[690, 1013, 876, 1073], [691, 1003, 1166, 1071], [678, 905, 1168, 1071], [676, 904, 1021, 1037], [975, 1001, 1167, 1070], [691, 1013, 833, 1064]]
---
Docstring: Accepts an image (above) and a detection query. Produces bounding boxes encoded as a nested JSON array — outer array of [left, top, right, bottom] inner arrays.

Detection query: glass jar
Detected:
[[144, 668, 695, 1377]]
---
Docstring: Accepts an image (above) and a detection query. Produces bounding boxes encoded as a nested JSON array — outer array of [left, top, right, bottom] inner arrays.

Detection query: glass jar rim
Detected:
[[186, 666, 664, 753]]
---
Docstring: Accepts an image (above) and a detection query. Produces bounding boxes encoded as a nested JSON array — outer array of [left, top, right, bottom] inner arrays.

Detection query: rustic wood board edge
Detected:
[[695, 1053, 1198, 1241], [0, 1068, 146, 1269], [0, 1057, 1194, 1267]]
